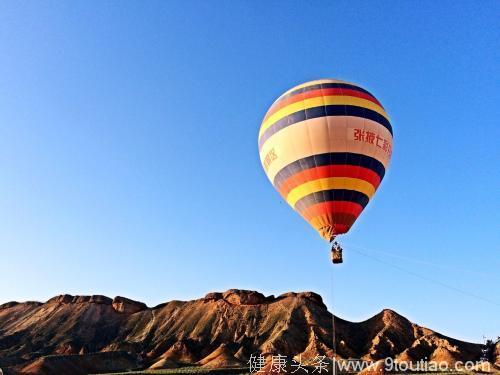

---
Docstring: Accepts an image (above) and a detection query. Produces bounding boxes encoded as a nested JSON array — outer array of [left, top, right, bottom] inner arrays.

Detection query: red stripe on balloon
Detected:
[[300, 201, 363, 221], [264, 88, 383, 120], [331, 223, 350, 235]]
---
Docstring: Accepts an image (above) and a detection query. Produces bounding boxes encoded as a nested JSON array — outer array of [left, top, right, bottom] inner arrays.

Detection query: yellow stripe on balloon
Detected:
[[286, 177, 376, 207], [259, 95, 389, 138], [308, 214, 329, 229], [309, 214, 333, 229], [308, 215, 348, 241]]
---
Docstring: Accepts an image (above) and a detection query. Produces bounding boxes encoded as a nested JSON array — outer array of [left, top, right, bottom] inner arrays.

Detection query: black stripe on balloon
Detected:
[[280, 82, 376, 102], [294, 190, 370, 212], [273, 152, 385, 190], [258, 105, 392, 149]]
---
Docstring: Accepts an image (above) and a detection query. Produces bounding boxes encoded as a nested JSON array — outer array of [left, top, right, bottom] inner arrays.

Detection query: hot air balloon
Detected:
[[258, 79, 393, 263]]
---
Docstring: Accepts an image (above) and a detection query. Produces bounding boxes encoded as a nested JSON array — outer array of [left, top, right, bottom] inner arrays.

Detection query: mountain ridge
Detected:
[[0, 289, 492, 374]]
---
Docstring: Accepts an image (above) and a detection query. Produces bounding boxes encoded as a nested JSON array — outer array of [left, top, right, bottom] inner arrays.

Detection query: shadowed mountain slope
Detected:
[[0, 289, 484, 374]]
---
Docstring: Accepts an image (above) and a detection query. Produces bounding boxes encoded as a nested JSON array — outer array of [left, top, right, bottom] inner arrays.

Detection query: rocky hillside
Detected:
[[0, 289, 487, 374]]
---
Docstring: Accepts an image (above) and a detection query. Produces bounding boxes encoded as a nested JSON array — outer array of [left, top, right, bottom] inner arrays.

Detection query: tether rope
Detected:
[[345, 242, 500, 281], [331, 258, 337, 375], [348, 246, 499, 307]]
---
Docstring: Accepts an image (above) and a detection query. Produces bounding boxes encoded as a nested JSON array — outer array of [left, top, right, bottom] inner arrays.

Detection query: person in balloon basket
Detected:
[[331, 241, 343, 264]]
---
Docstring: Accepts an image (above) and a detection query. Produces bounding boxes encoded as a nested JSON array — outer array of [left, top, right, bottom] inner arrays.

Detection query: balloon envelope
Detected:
[[259, 79, 393, 241]]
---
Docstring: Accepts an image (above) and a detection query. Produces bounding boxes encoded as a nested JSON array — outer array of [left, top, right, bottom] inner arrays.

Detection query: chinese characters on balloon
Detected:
[[353, 128, 392, 156]]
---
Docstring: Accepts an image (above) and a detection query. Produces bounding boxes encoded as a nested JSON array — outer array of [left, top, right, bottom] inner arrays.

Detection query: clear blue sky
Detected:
[[0, 1, 498, 343]]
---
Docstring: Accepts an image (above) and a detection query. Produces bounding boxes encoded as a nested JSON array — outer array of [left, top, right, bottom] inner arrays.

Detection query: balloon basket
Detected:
[[330, 243, 343, 264]]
